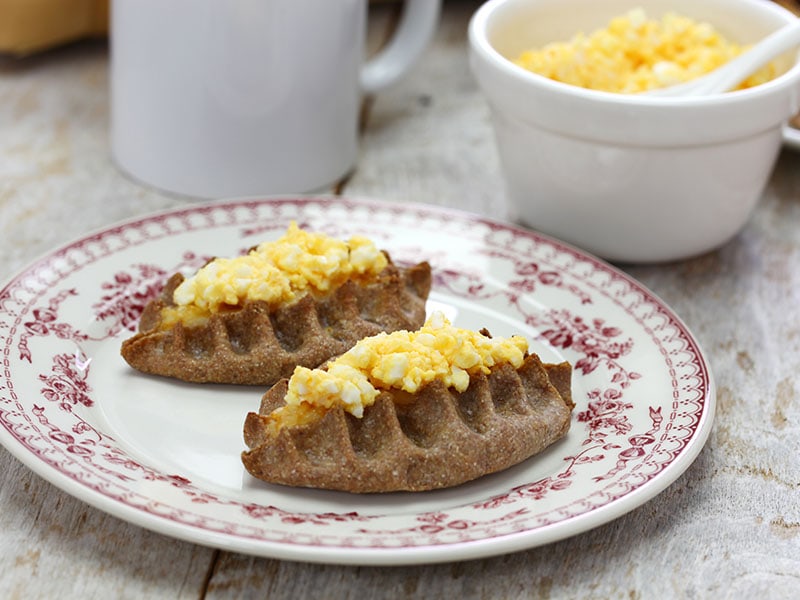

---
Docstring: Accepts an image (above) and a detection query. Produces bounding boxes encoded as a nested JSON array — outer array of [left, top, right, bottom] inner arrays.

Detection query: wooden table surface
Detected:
[[2, 2, 800, 598]]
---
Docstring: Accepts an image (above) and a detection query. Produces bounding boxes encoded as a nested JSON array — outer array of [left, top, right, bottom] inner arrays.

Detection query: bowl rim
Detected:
[[468, 0, 800, 108]]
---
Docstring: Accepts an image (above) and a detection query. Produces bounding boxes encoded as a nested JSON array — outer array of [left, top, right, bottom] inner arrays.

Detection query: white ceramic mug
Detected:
[[110, 0, 440, 199]]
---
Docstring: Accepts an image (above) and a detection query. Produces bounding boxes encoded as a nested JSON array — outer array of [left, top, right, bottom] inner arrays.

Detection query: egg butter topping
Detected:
[[514, 8, 776, 94], [267, 312, 529, 432], [161, 222, 388, 327]]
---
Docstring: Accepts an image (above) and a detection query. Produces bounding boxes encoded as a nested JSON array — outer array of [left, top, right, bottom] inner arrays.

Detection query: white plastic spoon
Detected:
[[649, 19, 800, 97]]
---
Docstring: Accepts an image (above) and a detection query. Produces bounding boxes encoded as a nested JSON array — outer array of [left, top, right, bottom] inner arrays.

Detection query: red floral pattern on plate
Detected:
[[0, 197, 714, 564]]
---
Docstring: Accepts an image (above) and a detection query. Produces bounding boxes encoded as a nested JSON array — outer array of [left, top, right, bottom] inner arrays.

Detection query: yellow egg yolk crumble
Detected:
[[514, 9, 776, 94], [161, 222, 388, 327], [265, 312, 530, 433]]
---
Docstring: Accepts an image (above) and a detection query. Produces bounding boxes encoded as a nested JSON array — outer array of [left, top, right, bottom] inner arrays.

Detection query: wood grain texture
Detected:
[[1, 1, 799, 598]]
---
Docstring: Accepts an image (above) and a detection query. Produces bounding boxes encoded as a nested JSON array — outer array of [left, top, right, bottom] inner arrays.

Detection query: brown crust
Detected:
[[241, 355, 573, 493], [120, 260, 431, 386]]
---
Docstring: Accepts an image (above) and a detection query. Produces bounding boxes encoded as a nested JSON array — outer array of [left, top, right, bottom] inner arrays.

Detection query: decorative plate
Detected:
[[0, 197, 715, 565]]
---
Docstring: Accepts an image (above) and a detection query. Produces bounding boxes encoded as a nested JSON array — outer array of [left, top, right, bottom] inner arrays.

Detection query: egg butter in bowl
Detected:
[[469, 0, 800, 263]]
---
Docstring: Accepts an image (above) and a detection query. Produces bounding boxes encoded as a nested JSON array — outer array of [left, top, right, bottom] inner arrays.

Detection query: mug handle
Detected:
[[360, 0, 442, 94]]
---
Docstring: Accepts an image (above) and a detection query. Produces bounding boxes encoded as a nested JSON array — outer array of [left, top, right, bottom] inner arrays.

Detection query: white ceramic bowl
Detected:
[[469, 0, 800, 263]]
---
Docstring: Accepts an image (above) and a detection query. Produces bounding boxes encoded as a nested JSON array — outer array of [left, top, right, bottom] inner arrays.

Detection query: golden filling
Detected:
[[265, 313, 529, 434], [514, 9, 776, 94], [159, 222, 388, 328]]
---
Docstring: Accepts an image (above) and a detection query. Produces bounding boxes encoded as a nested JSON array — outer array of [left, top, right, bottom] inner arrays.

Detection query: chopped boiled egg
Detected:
[[265, 312, 529, 432], [514, 8, 776, 94], [161, 222, 388, 326]]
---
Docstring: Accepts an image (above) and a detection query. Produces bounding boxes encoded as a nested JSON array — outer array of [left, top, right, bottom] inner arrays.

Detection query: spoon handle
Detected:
[[703, 19, 800, 93], [652, 19, 800, 96]]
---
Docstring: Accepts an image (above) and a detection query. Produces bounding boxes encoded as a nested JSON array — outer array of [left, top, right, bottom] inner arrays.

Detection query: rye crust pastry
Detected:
[[241, 355, 573, 493], [120, 260, 431, 386]]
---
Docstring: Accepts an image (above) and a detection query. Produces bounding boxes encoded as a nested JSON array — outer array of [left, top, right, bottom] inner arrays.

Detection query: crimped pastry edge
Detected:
[[120, 260, 431, 386], [241, 354, 573, 493]]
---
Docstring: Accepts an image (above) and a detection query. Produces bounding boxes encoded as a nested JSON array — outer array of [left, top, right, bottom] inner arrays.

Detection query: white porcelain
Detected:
[[469, 0, 800, 263], [784, 123, 800, 149], [0, 197, 714, 564], [110, 0, 441, 199]]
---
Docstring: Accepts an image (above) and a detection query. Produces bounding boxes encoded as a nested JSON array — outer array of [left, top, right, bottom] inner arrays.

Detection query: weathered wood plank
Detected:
[[0, 448, 215, 599], [350, 1, 507, 219]]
